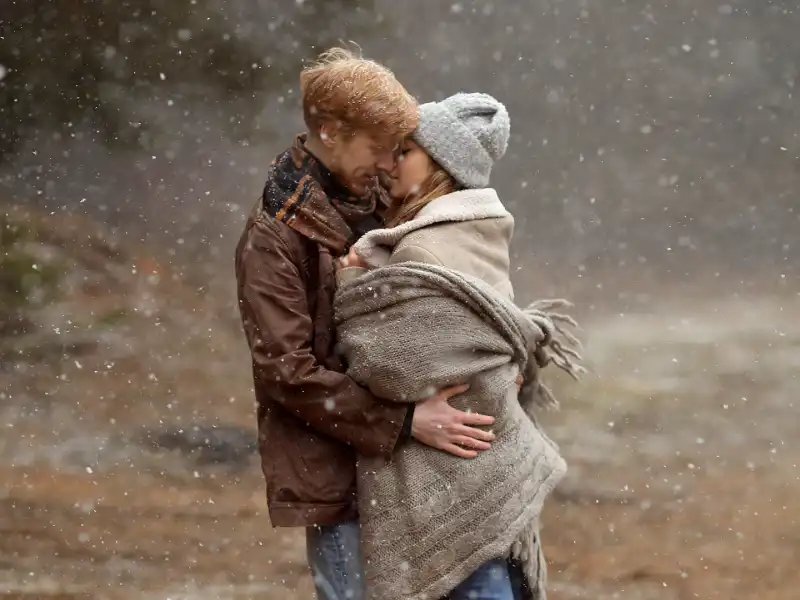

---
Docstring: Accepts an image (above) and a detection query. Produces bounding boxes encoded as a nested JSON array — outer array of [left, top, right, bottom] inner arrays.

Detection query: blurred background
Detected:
[[1, 1, 798, 598]]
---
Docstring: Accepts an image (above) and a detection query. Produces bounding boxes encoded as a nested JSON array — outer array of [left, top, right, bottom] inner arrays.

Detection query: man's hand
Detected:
[[411, 384, 496, 458]]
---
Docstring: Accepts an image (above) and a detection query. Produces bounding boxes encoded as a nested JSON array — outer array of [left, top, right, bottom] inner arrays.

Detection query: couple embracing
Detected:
[[235, 47, 582, 600]]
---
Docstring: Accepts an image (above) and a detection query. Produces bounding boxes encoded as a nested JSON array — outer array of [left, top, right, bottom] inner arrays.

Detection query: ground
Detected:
[[1, 207, 797, 599]]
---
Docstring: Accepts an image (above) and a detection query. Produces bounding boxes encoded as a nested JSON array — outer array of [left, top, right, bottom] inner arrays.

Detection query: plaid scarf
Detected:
[[262, 134, 385, 256]]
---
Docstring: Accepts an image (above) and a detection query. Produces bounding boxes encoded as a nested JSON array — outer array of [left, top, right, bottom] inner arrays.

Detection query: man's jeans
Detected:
[[447, 558, 515, 600], [306, 521, 365, 600]]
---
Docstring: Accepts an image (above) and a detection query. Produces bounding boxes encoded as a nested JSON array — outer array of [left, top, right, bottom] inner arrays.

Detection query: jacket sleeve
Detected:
[[238, 218, 407, 457]]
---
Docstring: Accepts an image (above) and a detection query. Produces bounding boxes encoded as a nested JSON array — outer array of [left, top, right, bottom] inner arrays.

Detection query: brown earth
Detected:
[[1, 207, 798, 599]]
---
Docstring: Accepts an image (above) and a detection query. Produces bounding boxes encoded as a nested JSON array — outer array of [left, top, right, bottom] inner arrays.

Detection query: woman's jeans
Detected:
[[307, 521, 523, 600], [446, 558, 515, 600]]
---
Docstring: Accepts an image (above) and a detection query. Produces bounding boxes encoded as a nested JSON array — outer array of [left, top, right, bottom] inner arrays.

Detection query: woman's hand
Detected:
[[339, 246, 370, 270]]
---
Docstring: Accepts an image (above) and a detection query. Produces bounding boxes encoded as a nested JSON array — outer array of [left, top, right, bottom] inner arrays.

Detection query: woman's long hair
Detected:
[[386, 166, 459, 227]]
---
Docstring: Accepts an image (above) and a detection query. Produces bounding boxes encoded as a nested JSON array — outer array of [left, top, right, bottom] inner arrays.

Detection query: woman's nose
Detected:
[[377, 172, 393, 189]]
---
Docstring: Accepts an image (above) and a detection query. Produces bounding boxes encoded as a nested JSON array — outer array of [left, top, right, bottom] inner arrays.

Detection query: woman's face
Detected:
[[387, 139, 433, 200]]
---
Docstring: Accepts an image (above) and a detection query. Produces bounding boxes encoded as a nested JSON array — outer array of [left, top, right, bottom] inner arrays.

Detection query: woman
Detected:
[[335, 93, 582, 600]]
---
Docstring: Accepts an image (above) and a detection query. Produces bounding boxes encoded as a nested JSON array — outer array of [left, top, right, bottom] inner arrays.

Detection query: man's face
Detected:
[[327, 129, 399, 196]]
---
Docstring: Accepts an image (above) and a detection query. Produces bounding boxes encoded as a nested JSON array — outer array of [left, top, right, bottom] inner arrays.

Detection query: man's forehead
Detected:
[[368, 133, 404, 149]]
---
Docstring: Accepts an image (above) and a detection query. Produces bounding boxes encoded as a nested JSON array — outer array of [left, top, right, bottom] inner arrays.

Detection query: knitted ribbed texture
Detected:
[[334, 263, 581, 600]]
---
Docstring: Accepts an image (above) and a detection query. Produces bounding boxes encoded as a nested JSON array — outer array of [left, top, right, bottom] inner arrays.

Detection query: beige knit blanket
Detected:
[[334, 262, 581, 600]]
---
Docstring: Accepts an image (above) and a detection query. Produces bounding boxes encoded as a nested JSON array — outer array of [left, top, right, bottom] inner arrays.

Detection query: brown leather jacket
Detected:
[[235, 201, 411, 527]]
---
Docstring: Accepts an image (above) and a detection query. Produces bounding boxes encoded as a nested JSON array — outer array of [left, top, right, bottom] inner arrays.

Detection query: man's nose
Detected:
[[375, 152, 396, 174]]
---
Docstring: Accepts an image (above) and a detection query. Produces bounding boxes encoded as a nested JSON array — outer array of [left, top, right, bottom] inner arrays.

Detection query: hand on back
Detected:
[[411, 384, 496, 459]]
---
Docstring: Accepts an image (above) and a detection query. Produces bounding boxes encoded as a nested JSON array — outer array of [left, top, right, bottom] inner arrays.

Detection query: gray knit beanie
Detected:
[[411, 92, 510, 189]]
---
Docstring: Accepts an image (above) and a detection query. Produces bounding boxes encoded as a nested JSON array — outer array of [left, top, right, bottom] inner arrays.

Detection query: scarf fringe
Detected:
[[510, 298, 581, 600], [510, 522, 548, 600], [521, 298, 586, 412]]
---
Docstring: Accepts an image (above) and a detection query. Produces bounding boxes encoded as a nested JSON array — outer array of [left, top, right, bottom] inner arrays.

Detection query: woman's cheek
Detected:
[[389, 179, 403, 200]]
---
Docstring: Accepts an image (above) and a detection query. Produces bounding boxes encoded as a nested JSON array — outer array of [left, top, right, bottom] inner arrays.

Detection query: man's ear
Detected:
[[319, 121, 342, 148]]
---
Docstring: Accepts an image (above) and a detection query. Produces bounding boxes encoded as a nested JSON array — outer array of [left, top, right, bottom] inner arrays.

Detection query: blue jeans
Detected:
[[306, 523, 522, 600], [306, 521, 365, 600], [447, 558, 515, 600]]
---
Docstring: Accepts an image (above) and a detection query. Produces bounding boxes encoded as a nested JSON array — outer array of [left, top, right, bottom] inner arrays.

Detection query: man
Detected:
[[234, 47, 496, 600]]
